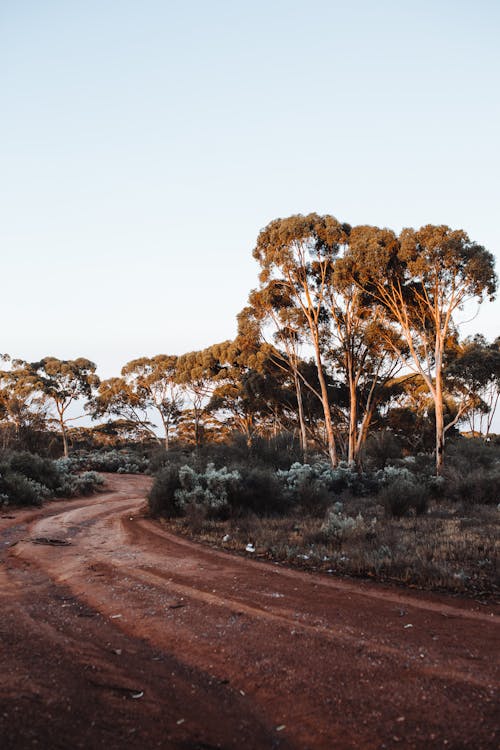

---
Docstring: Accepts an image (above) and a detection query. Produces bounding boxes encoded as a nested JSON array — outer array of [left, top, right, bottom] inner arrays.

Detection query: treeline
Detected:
[[1, 215, 498, 473]]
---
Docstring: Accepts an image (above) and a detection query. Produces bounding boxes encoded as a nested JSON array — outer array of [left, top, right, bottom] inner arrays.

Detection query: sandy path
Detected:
[[0, 474, 498, 749]]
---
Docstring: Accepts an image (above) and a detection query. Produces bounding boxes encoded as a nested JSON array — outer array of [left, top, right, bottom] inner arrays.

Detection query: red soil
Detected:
[[0, 474, 498, 749]]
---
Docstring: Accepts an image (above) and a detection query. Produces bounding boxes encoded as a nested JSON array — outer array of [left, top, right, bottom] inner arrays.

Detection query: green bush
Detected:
[[278, 461, 376, 499], [443, 468, 500, 506], [71, 450, 149, 474], [362, 430, 403, 470], [195, 432, 303, 470], [148, 464, 184, 517], [446, 438, 499, 471], [0, 471, 51, 506], [57, 470, 105, 497], [378, 478, 428, 518], [7, 451, 61, 491], [227, 465, 290, 516], [148, 461, 291, 518], [248, 433, 303, 469], [321, 503, 376, 541], [0, 451, 104, 506]]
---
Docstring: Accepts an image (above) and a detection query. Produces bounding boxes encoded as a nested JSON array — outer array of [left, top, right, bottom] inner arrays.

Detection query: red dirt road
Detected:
[[0, 474, 498, 749]]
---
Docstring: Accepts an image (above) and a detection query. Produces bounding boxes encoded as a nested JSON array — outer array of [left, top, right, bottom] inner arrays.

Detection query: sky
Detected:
[[1, 0, 499, 381]]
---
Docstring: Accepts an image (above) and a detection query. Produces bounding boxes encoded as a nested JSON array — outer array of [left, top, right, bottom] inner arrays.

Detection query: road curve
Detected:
[[0, 474, 498, 749]]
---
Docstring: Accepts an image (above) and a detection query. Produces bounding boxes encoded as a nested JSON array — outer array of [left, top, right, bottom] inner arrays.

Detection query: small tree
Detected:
[[2, 357, 99, 457], [446, 335, 500, 436], [91, 377, 159, 443], [174, 348, 221, 448], [121, 356, 183, 450]]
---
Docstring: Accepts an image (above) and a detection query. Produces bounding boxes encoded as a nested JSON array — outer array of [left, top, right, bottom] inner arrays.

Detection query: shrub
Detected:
[[0, 451, 105, 506], [148, 464, 184, 517], [248, 433, 303, 469], [362, 430, 403, 469], [320, 503, 376, 541], [0, 472, 51, 506], [446, 437, 499, 472], [227, 465, 290, 516], [7, 451, 61, 491], [72, 450, 149, 474], [378, 479, 428, 518], [148, 462, 291, 518], [57, 470, 105, 497], [443, 468, 500, 506], [277, 462, 334, 510], [175, 463, 240, 516], [278, 461, 376, 499]]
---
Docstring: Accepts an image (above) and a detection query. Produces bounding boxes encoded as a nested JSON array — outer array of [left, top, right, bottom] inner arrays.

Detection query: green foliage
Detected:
[[148, 464, 184, 518], [175, 463, 240, 516], [69, 450, 149, 474], [0, 470, 51, 506], [443, 468, 500, 506], [248, 433, 303, 469], [440, 440, 500, 505], [446, 437, 499, 471], [362, 430, 403, 469], [227, 465, 290, 516], [321, 503, 375, 541], [0, 451, 104, 506], [278, 461, 377, 498], [148, 460, 290, 518], [7, 451, 61, 491], [377, 475, 429, 518]]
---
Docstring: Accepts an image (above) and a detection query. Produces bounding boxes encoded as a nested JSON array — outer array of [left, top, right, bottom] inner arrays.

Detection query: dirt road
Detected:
[[0, 474, 498, 749]]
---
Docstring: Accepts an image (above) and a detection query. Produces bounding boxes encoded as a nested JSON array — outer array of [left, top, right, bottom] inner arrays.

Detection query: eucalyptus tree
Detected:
[[446, 335, 500, 436], [91, 377, 158, 442], [1, 357, 99, 457], [345, 224, 497, 472], [174, 348, 221, 447], [206, 331, 298, 446], [253, 213, 350, 466], [0, 355, 47, 446], [239, 297, 311, 456], [121, 355, 183, 450], [92, 355, 182, 449], [324, 253, 406, 465]]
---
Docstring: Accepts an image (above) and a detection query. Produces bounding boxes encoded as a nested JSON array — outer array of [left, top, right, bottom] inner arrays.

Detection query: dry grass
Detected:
[[167, 499, 499, 598]]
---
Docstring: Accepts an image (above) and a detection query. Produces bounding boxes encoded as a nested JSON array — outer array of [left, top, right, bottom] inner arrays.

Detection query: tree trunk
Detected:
[[294, 371, 308, 461], [312, 338, 337, 466], [61, 423, 69, 458], [434, 371, 445, 475], [355, 406, 374, 468], [160, 414, 170, 452], [347, 371, 357, 465]]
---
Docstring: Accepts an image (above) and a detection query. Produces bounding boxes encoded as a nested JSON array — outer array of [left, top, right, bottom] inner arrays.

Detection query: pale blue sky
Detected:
[[1, 0, 499, 378]]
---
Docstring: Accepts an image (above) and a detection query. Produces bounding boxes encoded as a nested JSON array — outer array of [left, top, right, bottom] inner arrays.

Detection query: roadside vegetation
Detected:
[[0, 213, 498, 594], [148, 435, 499, 597], [0, 451, 104, 507]]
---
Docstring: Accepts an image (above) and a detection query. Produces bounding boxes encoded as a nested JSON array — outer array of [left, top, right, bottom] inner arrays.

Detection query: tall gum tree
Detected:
[[345, 224, 497, 473], [253, 213, 350, 466], [327, 255, 406, 466]]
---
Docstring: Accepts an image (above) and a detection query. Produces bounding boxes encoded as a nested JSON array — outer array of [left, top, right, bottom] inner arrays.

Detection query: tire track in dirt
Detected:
[[2, 474, 499, 749]]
